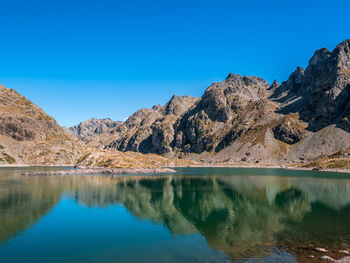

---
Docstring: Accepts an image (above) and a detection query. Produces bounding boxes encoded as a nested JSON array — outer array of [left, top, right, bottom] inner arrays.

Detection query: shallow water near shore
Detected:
[[0, 167, 350, 263]]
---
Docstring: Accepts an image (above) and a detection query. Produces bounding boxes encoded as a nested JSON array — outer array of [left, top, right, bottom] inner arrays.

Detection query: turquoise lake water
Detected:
[[0, 167, 350, 262]]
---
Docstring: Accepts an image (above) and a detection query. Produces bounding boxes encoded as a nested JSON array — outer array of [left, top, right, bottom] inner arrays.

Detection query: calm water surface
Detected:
[[0, 167, 350, 263]]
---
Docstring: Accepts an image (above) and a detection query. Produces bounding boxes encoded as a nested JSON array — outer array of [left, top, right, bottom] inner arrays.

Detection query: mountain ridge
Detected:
[[83, 39, 350, 166], [2, 39, 350, 168]]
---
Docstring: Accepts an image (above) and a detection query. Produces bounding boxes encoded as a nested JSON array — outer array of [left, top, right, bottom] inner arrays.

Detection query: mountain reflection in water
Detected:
[[0, 167, 350, 262]]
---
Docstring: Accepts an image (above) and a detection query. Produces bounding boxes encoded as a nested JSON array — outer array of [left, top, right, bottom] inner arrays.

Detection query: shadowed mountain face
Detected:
[[85, 39, 350, 164], [2, 168, 349, 261], [107, 95, 200, 154]]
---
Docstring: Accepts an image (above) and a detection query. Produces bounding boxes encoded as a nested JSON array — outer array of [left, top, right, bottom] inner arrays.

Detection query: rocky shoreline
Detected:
[[22, 167, 176, 176], [17, 164, 350, 176], [280, 246, 350, 263]]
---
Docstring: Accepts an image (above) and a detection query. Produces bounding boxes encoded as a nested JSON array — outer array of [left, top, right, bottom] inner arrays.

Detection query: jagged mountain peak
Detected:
[[271, 67, 305, 99], [205, 73, 269, 106], [225, 73, 268, 86], [268, 80, 279, 89], [225, 72, 242, 80], [307, 39, 350, 68], [124, 94, 199, 126], [309, 48, 331, 66], [164, 95, 199, 116], [270, 39, 350, 131], [335, 39, 350, 52]]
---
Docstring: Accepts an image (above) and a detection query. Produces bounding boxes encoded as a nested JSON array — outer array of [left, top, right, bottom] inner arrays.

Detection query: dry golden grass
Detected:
[[299, 149, 350, 169], [76, 149, 197, 169], [303, 158, 350, 169]]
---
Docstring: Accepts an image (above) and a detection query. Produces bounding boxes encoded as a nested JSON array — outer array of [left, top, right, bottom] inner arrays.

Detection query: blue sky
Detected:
[[0, 0, 349, 126]]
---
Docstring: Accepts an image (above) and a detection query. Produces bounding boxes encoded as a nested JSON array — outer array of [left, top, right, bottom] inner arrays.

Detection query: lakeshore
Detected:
[[9, 161, 350, 177]]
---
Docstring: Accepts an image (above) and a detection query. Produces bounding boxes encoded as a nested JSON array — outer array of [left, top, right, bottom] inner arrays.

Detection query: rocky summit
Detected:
[[0, 85, 86, 165], [87, 39, 350, 166]]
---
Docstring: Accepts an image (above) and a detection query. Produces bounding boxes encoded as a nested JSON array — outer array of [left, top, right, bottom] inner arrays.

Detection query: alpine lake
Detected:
[[1, 167, 350, 263]]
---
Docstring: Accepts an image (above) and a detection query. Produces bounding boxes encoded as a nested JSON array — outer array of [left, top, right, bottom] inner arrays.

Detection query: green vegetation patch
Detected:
[[2, 152, 16, 164], [76, 152, 91, 164]]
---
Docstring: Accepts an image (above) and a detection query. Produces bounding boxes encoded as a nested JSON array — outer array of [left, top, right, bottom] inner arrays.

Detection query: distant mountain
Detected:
[[70, 118, 123, 140], [0, 85, 86, 165], [95, 39, 350, 166]]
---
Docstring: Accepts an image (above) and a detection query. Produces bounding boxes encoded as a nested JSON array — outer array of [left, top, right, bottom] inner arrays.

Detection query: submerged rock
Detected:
[[316, 248, 329, 252], [320, 255, 335, 261]]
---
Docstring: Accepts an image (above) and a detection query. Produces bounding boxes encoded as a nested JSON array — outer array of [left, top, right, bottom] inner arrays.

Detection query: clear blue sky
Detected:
[[0, 0, 349, 126]]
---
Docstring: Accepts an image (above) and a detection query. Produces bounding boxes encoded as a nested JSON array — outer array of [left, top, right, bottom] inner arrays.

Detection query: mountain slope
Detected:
[[100, 39, 350, 165], [107, 95, 200, 155], [0, 85, 86, 165]]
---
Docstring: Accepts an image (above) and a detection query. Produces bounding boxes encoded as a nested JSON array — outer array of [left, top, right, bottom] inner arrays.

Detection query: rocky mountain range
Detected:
[[0, 85, 86, 165], [2, 39, 350, 167], [77, 39, 350, 166]]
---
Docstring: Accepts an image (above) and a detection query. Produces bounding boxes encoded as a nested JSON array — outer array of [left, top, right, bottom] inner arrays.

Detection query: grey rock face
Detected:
[[272, 39, 350, 131], [164, 95, 197, 116], [107, 95, 200, 154], [70, 118, 123, 140], [201, 74, 268, 122], [172, 74, 270, 153], [0, 116, 36, 141]]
